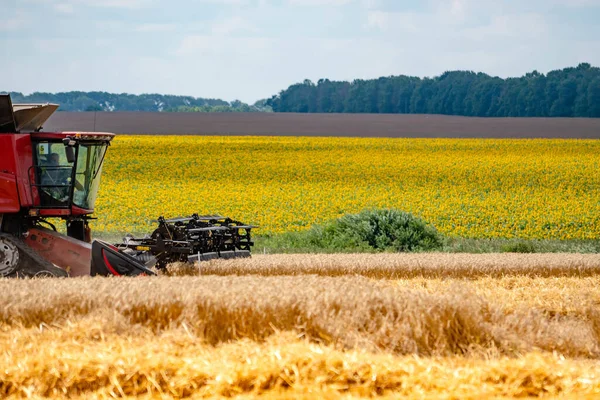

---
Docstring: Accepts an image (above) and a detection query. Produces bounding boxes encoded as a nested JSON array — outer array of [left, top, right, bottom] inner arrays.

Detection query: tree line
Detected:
[[267, 63, 600, 117], [5, 91, 271, 112], [4, 63, 599, 117]]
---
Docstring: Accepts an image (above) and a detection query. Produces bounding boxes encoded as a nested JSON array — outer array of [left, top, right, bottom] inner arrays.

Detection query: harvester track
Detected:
[[0, 233, 69, 278]]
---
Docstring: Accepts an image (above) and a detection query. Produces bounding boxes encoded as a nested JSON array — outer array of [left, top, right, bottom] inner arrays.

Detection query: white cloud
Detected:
[[82, 0, 151, 8], [447, 0, 469, 22], [25, 0, 152, 10], [0, 10, 26, 31], [366, 10, 419, 32], [361, 0, 380, 9], [33, 38, 71, 53], [95, 20, 127, 31], [366, 10, 388, 30], [42, 0, 152, 9], [135, 23, 176, 32], [211, 16, 258, 35], [364, 2, 548, 41], [550, 0, 600, 6], [175, 35, 271, 57], [54, 3, 75, 13], [195, 0, 250, 4], [288, 0, 352, 6], [464, 14, 548, 39]]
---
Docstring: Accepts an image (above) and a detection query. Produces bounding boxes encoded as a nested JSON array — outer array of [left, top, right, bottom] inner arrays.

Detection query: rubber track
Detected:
[[0, 233, 69, 278]]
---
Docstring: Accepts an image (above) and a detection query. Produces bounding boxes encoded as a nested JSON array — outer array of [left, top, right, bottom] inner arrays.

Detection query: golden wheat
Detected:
[[2, 275, 600, 357], [168, 253, 600, 279], [3, 328, 600, 399], [3, 255, 600, 398]]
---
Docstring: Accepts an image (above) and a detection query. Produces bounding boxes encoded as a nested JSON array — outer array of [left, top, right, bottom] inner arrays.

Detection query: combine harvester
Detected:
[[0, 95, 254, 277]]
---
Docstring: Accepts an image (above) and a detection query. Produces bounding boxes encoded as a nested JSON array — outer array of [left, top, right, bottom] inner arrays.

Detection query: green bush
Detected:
[[501, 241, 536, 253], [303, 209, 444, 252]]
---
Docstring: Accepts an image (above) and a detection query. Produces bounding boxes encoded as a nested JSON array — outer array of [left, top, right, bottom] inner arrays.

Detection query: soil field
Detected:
[[2, 254, 600, 398], [45, 112, 600, 138]]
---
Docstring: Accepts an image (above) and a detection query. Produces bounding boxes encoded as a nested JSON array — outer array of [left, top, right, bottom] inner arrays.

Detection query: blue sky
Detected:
[[2, 0, 599, 102]]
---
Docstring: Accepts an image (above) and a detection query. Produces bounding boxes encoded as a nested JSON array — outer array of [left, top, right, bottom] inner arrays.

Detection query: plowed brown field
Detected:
[[45, 112, 600, 137]]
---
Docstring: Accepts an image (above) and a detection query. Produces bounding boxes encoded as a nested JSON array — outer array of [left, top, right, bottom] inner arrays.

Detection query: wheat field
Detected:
[[178, 253, 600, 279], [2, 253, 600, 398]]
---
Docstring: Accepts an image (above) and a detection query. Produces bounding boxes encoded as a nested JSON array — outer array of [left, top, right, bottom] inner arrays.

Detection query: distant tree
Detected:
[[587, 77, 600, 117], [3, 91, 246, 112], [252, 98, 273, 112], [550, 77, 578, 117]]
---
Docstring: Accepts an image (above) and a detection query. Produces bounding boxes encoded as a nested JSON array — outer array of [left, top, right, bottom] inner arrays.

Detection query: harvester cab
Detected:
[[30, 131, 110, 234], [0, 94, 154, 277]]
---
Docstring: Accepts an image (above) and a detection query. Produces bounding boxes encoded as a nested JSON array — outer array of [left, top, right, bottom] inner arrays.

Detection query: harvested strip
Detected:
[[170, 253, 600, 279]]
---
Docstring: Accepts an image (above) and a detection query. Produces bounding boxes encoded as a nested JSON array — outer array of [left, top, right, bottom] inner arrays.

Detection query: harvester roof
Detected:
[[0, 94, 59, 133]]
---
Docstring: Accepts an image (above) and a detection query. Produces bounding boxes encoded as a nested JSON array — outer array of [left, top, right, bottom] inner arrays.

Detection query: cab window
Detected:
[[34, 142, 74, 208]]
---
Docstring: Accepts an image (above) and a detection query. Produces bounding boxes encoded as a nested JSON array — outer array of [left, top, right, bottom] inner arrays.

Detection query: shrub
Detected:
[[501, 241, 536, 253], [304, 209, 444, 252]]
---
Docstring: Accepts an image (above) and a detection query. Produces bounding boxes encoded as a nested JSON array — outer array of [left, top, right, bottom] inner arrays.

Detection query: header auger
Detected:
[[0, 94, 254, 278], [113, 214, 255, 270]]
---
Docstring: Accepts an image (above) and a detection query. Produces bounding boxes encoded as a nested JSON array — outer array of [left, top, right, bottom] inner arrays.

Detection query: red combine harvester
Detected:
[[1, 94, 255, 277], [0, 94, 154, 277]]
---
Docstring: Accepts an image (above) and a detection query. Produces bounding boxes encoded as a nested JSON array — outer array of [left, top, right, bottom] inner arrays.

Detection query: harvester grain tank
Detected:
[[0, 94, 254, 277]]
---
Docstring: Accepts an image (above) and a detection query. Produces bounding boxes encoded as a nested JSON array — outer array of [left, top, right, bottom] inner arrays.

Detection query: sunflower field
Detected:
[[93, 136, 600, 240]]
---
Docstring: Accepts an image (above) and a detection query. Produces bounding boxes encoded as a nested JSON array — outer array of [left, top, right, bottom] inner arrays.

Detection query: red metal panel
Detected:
[[39, 209, 71, 217], [0, 172, 19, 212], [13, 134, 34, 206], [0, 134, 35, 207], [0, 135, 17, 173], [0, 135, 20, 212], [25, 227, 91, 277], [72, 204, 92, 216]]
